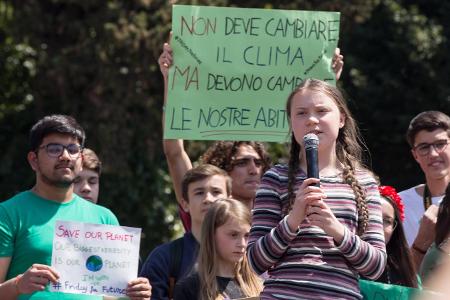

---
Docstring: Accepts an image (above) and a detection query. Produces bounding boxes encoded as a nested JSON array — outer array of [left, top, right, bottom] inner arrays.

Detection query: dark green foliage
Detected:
[[339, 0, 449, 188], [0, 0, 179, 256], [1, 0, 450, 256]]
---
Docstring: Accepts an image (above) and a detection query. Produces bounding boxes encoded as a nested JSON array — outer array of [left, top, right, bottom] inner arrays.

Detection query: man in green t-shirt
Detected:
[[0, 115, 151, 300]]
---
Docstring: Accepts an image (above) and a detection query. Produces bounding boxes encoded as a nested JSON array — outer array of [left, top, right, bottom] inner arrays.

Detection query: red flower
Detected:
[[379, 185, 405, 222]]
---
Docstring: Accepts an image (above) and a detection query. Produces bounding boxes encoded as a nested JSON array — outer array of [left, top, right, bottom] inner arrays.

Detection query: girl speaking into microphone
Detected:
[[247, 79, 386, 299]]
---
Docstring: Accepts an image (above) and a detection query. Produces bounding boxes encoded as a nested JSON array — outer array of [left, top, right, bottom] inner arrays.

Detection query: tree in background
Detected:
[[341, 0, 449, 188], [1, 0, 450, 255], [0, 0, 179, 257]]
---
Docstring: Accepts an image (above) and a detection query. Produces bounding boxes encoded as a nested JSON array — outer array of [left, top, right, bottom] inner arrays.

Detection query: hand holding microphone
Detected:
[[300, 134, 345, 240], [287, 133, 323, 231], [287, 178, 325, 231]]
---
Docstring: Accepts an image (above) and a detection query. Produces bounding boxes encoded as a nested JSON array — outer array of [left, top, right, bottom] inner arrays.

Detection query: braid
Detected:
[[341, 152, 369, 235], [284, 134, 300, 215]]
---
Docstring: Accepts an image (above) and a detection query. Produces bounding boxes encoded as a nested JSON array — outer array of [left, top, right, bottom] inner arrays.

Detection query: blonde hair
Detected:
[[285, 79, 370, 235], [82, 148, 102, 174], [198, 199, 262, 300]]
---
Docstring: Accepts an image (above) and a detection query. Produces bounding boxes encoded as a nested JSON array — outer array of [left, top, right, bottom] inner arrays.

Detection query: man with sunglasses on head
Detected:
[[399, 111, 450, 269], [0, 115, 151, 300]]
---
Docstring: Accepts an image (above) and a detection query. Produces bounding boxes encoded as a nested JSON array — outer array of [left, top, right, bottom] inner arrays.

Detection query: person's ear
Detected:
[[339, 113, 346, 129], [27, 151, 38, 171], [411, 149, 420, 163], [181, 198, 189, 212]]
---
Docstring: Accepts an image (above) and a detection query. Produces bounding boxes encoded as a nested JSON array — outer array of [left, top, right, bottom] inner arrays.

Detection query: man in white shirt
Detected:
[[399, 111, 450, 268]]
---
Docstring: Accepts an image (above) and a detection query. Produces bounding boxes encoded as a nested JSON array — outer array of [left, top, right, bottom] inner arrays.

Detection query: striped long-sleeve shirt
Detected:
[[247, 164, 387, 300]]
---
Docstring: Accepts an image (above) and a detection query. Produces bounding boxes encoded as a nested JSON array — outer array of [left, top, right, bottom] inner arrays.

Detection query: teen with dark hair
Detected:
[[399, 111, 450, 269], [377, 186, 418, 288], [0, 115, 151, 300]]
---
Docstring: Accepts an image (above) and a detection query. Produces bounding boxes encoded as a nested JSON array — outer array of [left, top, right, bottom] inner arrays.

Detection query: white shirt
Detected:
[[399, 185, 443, 246]]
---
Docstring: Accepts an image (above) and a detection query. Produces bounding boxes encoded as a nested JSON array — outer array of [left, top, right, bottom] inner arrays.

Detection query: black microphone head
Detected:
[[303, 133, 319, 150]]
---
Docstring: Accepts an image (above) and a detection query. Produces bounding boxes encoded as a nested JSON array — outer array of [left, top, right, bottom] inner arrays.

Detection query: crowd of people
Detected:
[[0, 40, 449, 300]]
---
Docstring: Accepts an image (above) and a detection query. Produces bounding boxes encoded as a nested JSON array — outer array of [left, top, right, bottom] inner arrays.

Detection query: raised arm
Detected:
[[332, 47, 344, 80], [160, 41, 193, 211]]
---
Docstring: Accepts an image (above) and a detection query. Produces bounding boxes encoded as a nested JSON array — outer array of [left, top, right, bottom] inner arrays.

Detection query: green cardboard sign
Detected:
[[165, 5, 340, 142]]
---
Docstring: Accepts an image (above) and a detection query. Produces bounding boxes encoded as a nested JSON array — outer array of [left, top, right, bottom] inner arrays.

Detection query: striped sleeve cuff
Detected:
[[278, 215, 300, 244], [335, 226, 353, 253]]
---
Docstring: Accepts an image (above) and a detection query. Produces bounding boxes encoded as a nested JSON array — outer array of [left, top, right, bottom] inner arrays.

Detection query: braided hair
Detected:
[[284, 79, 370, 235]]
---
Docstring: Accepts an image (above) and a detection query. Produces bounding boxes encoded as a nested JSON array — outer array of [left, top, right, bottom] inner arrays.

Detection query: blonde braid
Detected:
[[341, 153, 369, 235]]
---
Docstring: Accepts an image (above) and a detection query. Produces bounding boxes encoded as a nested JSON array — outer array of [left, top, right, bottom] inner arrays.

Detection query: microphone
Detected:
[[303, 133, 320, 187]]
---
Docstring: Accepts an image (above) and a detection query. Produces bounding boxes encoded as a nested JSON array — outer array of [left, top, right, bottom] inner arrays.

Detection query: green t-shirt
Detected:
[[0, 190, 119, 300]]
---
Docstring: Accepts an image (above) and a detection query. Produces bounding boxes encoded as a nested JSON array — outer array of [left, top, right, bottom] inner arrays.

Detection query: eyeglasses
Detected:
[[413, 139, 449, 156], [37, 143, 82, 158], [382, 217, 397, 230], [231, 157, 263, 168]]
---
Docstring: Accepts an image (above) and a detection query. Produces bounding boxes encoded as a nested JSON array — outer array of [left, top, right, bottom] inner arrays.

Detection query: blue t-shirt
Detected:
[[139, 232, 199, 300]]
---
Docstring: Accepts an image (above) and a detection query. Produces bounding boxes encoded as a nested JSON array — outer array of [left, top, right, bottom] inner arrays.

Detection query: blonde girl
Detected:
[[174, 198, 262, 300], [247, 79, 387, 299]]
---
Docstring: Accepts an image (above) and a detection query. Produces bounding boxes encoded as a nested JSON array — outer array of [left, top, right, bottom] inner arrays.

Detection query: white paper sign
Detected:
[[50, 220, 141, 297]]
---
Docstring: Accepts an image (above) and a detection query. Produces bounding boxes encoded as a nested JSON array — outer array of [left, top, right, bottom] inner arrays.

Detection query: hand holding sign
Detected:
[[159, 41, 173, 78], [126, 277, 152, 300], [16, 264, 59, 294], [332, 48, 344, 80]]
